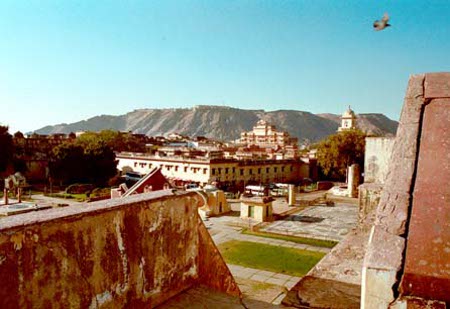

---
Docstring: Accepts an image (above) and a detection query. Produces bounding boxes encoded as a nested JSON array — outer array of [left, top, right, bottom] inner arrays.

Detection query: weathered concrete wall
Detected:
[[0, 190, 240, 308], [364, 137, 395, 184]]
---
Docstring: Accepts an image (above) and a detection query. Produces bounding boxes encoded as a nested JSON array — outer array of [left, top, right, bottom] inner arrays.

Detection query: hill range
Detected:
[[35, 105, 398, 142]]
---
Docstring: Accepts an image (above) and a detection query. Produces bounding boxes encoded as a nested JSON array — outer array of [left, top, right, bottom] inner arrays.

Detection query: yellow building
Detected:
[[240, 196, 273, 223], [197, 186, 231, 217]]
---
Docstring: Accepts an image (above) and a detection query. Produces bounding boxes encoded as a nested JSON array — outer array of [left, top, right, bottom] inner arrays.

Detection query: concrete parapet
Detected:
[[390, 297, 447, 309], [0, 190, 241, 308]]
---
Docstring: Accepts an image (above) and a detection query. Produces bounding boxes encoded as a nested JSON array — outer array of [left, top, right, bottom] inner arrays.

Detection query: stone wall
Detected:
[[364, 137, 395, 184], [283, 73, 450, 308], [0, 190, 240, 308], [362, 72, 450, 308]]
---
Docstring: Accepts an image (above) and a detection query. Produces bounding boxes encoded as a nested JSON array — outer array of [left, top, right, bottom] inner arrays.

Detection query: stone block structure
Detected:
[[362, 72, 450, 307], [283, 72, 450, 308], [240, 196, 274, 223], [0, 190, 241, 308]]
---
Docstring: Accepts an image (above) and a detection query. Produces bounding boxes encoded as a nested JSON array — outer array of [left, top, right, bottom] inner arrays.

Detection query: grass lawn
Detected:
[[242, 229, 337, 248], [218, 240, 325, 277], [45, 192, 88, 202]]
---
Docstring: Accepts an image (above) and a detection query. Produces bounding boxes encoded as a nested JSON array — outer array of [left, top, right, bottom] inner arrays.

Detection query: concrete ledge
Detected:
[[390, 297, 447, 309], [361, 226, 405, 308], [282, 227, 370, 308], [0, 191, 240, 308]]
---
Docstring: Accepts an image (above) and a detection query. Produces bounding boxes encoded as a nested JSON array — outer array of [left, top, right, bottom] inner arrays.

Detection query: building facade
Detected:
[[240, 120, 297, 148], [116, 152, 309, 190]]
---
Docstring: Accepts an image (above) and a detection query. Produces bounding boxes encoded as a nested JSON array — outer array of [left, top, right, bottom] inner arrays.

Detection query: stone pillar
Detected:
[[3, 188, 8, 205], [17, 188, 22, 203], [288, 184, 296, 206], [347, 164, 360, 198]]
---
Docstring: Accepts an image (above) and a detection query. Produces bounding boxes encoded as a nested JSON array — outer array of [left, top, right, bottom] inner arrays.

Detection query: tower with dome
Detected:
[[338, 106, 357, 132]]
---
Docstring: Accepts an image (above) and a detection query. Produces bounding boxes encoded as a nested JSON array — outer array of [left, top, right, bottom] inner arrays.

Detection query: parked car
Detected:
[[328, 185, 348, 196], [185, 183, 200, 191]]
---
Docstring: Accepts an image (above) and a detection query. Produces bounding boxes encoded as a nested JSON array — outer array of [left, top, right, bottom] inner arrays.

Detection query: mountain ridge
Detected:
[[35, 106, 398, 142]]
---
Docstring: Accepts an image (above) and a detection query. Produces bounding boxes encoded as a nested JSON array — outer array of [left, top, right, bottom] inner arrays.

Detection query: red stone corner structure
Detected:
[[0, 190, 241, 308], [362, 72, 450, 308]]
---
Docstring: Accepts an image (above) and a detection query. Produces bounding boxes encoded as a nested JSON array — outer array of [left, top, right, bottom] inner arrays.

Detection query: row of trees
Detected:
[[0, 126, 120, 187], [2, 124, 366, 185]]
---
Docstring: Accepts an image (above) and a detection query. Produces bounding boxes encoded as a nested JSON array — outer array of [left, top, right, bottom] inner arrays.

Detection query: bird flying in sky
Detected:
[[373, 13, 391, 31]]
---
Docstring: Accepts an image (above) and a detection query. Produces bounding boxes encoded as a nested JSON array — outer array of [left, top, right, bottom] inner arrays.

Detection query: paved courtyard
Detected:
[[260, 203, 359, 242]]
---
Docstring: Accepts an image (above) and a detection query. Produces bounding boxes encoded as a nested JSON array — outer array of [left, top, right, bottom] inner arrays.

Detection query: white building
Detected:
[[338, 106, 357, 132], [116, 152, 309, 189]]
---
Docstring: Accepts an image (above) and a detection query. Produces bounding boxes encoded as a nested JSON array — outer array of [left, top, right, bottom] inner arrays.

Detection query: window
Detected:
[[218, 168, 222, 174], [225, 167, 229, 174], [240, 169, 244, 176], [248, 206, 254, 218], [274, 167, 278, 173], [203, 168, 207, 174], [291, 166, 293, 172], [281, 166, 285, 172], [232, 167, 235, 173], [258, 168, 261, 174], [266, 167, 269, 173], [184, 167, 188, 172], [249, 169, 253, 175], [175, 166, 179, 171], [212, 168, 216, 175]]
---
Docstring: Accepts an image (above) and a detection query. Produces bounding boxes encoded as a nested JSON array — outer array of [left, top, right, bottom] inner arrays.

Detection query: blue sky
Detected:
[[0, 1, 449, 133]]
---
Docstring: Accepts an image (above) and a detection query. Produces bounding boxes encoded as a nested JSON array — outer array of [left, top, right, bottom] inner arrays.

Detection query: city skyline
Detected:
[[1, 1, 449, 133]]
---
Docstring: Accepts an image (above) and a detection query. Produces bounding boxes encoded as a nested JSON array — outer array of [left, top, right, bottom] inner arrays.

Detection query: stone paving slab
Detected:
[[261, 203, 358, 242], [228, 264, 301, 289]]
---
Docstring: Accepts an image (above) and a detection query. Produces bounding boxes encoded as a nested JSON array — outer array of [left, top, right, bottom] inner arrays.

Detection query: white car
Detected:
[[328, 185, 348, 196]]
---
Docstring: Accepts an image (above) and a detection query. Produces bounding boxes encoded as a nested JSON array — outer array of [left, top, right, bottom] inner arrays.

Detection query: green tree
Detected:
[[0, 126, 13, 175], [50, 142, 86, 184], [49, 139, 118, 186], [77, 130, 146, 152], [83, 140, 118, 186], [316, 129, 366, 180]]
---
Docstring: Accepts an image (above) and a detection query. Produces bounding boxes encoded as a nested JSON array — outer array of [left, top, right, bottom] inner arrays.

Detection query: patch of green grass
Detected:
[[218, 240, 325, 277], [45, 193, 88, 202], [242, 229, 337, 248]]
